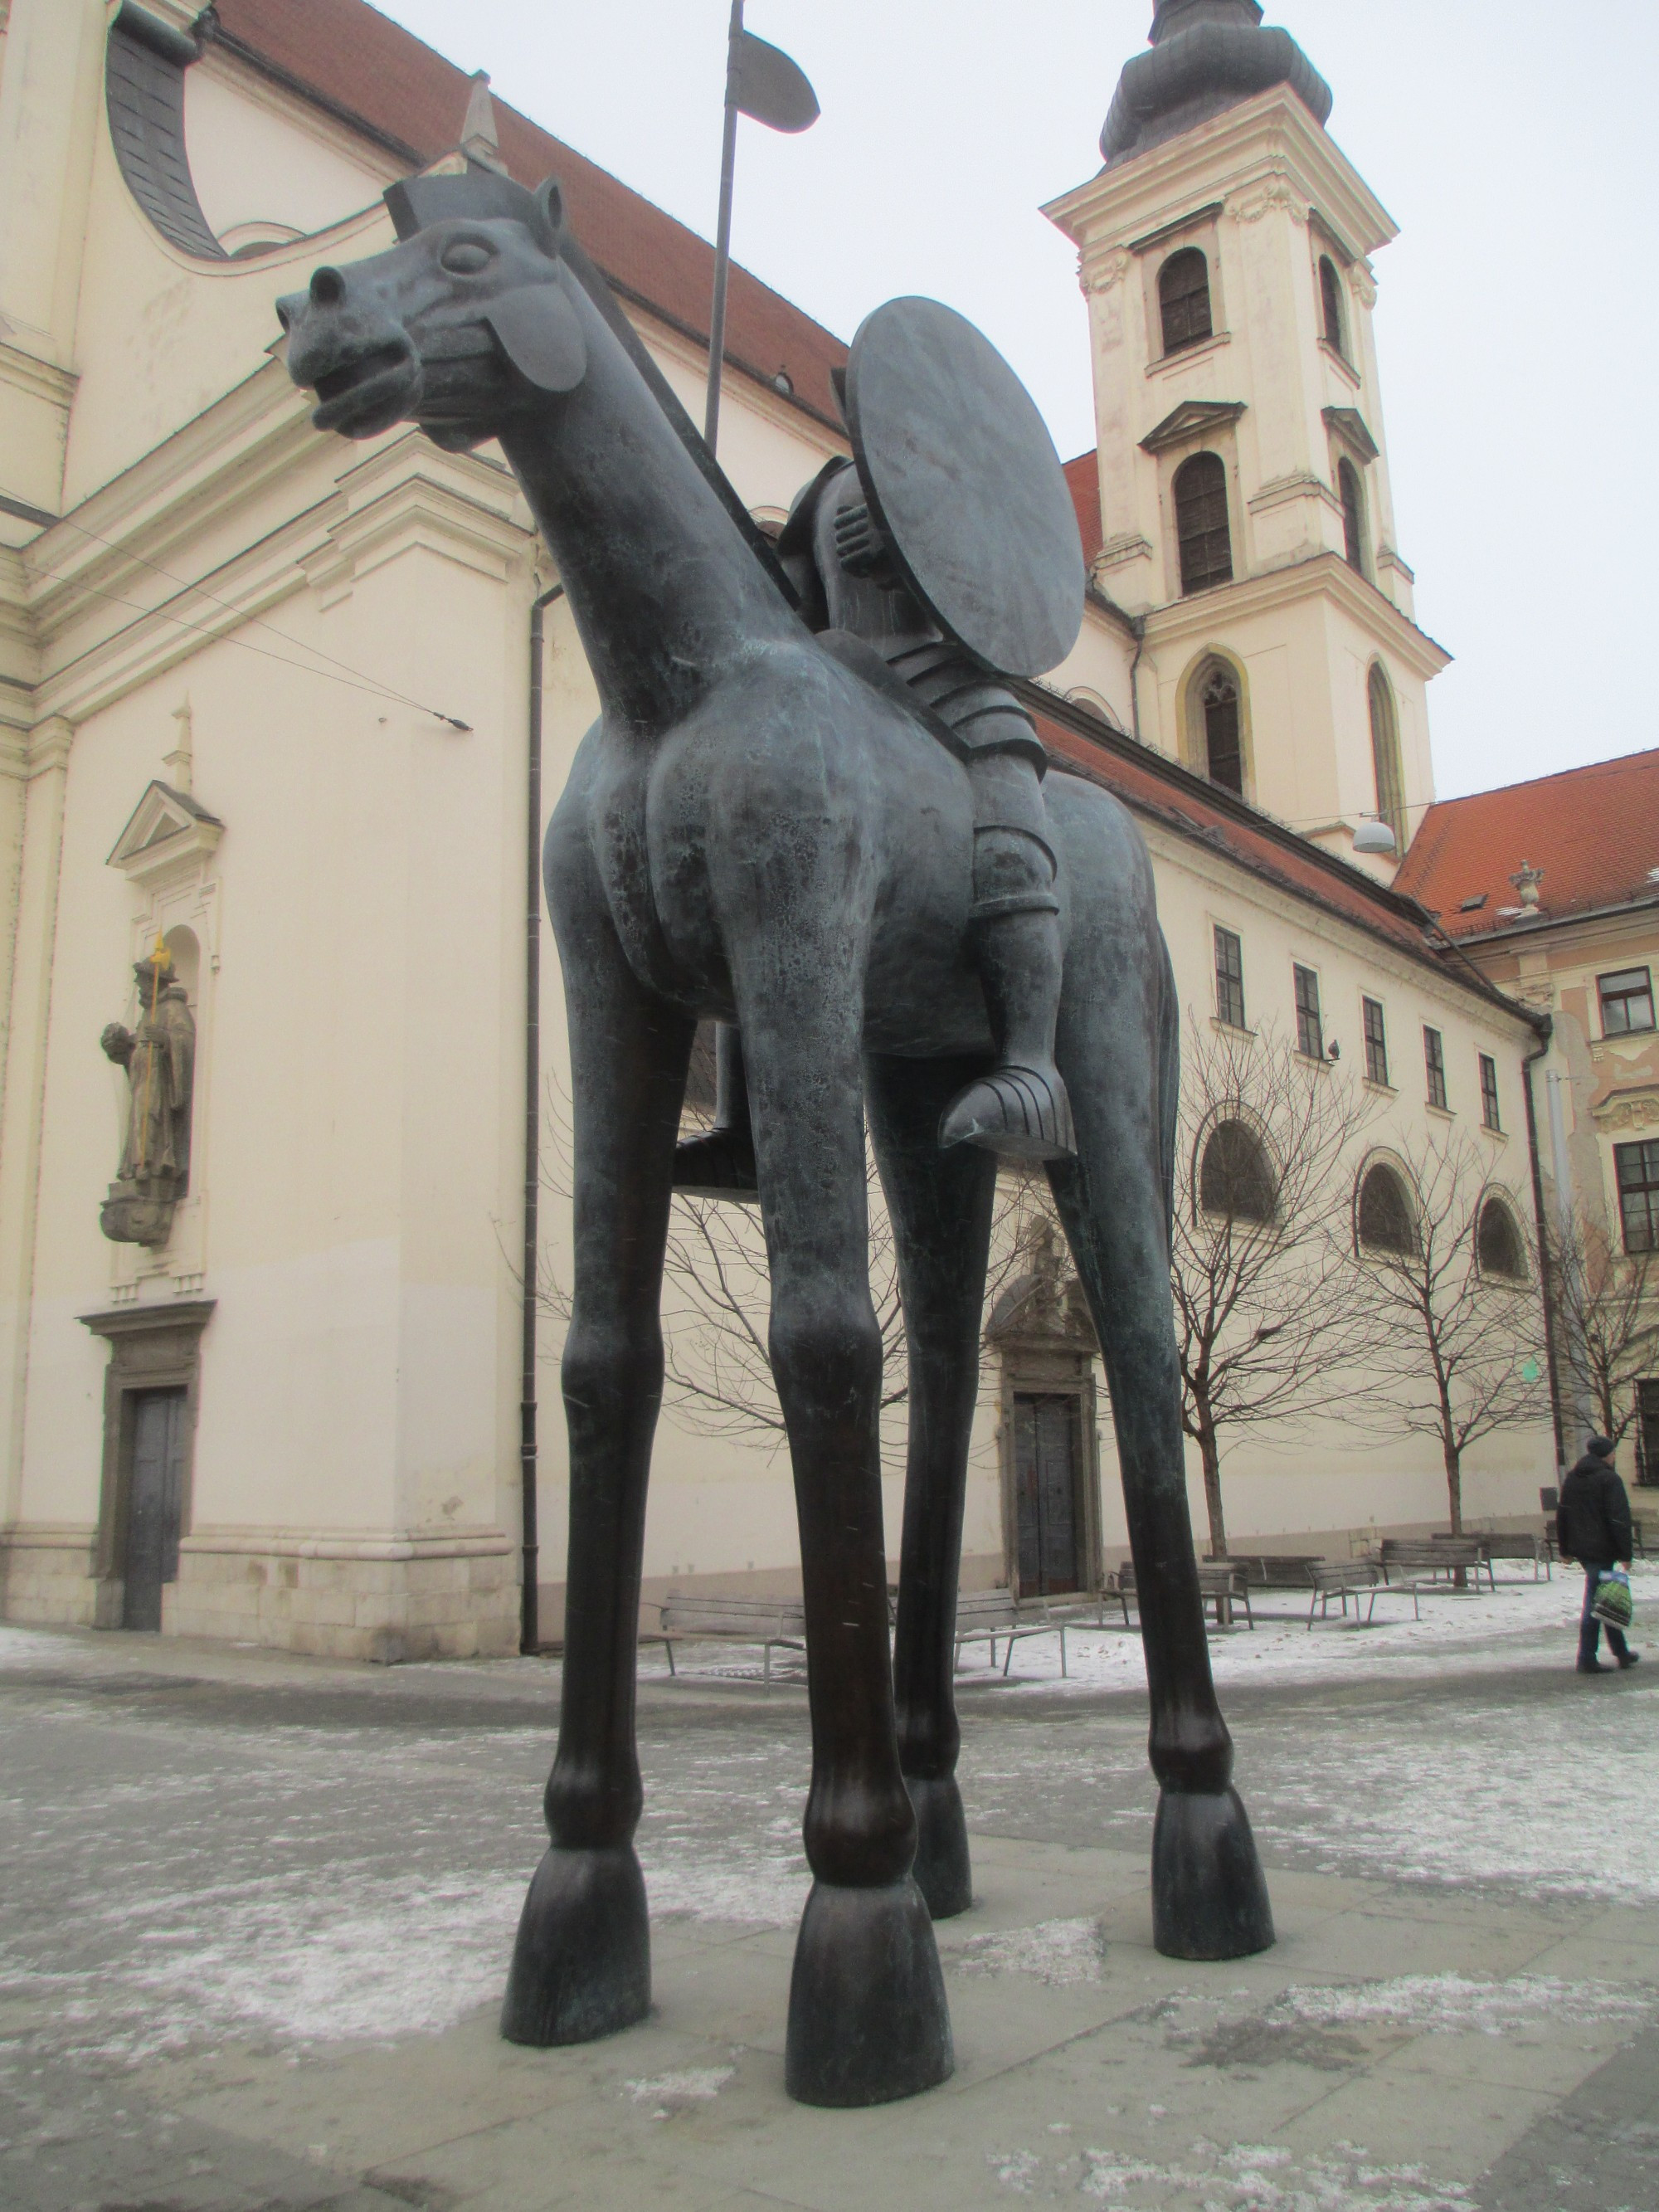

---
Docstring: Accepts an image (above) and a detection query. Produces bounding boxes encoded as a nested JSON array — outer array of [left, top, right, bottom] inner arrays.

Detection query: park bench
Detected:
[[952, 1590, 1075, 1677], [652, 1593, 805, 1683], [1379, 1537, 1495, 1593], [1117, 1560, 1254, 1630], [1472, 1532, 1550, 1582], [1306, 1559, 1422, 1626], [1207, 1554, 1324, 1591]]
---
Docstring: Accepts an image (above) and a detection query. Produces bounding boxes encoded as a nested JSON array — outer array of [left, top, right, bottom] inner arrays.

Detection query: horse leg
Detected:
[[867, 1051, 997, 1920], [736, 980, 952, 2106], [1049, 929, 1273, 1961], [500, 825, 695, 2045]]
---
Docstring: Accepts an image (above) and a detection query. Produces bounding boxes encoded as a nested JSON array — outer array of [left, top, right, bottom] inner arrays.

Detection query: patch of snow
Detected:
[[625, 2066, 732, 2110], [1064, 2138, 1475, 2209], [987, 2146, 1043, 2191], [958, 1916, 1107, 1986], [1274, 1972, 1654, 2037]]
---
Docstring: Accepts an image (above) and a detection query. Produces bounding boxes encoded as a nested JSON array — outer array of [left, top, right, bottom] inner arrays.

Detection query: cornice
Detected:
[[0, 343, 80, 412], [1046, 87, 1397, 272], [1141, 551, 1452, 679]]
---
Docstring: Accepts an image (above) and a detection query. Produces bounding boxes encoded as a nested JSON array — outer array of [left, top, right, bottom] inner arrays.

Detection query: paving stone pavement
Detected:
[[1, 1623, 1655, 2210]]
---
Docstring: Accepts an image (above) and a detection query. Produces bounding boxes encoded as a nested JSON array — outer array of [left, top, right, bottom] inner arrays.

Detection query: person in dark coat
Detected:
[[1556, 1435, 1639, 1673]]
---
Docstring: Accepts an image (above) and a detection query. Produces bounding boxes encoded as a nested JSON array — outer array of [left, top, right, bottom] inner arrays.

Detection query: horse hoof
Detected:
[[1151, 1786, 1274, 1961], [937, 1063, 1076, 1161], [672, 1127, 759, 1201], [500, 1844, 650, 2046], [906, 1775, 973, 1919], [785, 1878, 954, 2106]]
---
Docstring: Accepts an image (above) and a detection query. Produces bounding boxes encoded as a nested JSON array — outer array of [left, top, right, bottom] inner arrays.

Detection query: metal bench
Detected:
[[1117, 1559, 1254, 1630], [1472, 1532, 1550, 1582], [953, 1590, 1074, 1677], [1379, 1537, 1495, 1593], [652, 1593, 805, 1683], [1207, 1554, 1324, 1591], [1306, 1559, 1422, 1626]]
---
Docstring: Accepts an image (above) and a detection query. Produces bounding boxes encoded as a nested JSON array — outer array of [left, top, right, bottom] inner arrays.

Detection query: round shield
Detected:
[[844, 297, 1084, 678]]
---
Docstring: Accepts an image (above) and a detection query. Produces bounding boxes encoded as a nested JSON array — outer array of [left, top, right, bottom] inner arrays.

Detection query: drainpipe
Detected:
[[1127, 616, 1146, 745], [521, 579, 564, 1655], [1521, 1028, 1567, 1474]]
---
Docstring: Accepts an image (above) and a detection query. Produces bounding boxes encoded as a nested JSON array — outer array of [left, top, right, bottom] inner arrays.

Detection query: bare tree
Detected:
[[1170, 1019, 1381, 1557], [538, 1072, 1046, 1467], [1546, 1207, 1659, 1449], [1355, 1127, 1551, 1532]]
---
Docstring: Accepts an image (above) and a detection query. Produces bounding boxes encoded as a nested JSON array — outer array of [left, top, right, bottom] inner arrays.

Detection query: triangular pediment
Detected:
[[108, 782, 223, 879], [1322, 404, 1380, 464], [1141, 400, 1247, 455]]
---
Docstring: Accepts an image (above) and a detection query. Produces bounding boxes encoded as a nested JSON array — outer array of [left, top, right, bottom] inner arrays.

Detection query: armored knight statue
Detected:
[[100, 946, 194, 1247], [676, 299, 1082, 1200]]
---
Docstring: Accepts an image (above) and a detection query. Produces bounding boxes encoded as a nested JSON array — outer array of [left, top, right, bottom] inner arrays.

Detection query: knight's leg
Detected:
[[1049, 909, 1273, 1961], [867, 1052, 998, 1919], [735, 973, 951, 2106], [501, 819, 696, 2047], [940, 751, 1076, 1161], [673, 1020, 760, 1201]]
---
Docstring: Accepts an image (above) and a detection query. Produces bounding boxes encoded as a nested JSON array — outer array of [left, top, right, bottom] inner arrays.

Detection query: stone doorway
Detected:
[[123, 1387, 188, 1630]]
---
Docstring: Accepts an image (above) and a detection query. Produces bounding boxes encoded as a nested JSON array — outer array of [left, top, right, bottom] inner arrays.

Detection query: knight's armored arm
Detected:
[[100, 1022, 134, 1067]]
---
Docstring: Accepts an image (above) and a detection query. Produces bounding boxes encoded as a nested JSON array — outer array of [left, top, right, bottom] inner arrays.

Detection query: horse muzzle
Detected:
[[278, 272, 423, 439]]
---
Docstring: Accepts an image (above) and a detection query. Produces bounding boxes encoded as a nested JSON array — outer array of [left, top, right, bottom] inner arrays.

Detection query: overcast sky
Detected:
[[374, 0, 1656, 806]]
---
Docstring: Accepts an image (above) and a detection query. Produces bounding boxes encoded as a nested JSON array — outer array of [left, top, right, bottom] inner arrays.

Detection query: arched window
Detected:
[[1199, 665, 1243, 793], [1477, 1196, 1526, 1281], [1319, 255, 1346, 355], [1368, 664, 1406, 855], [1199, 1119, 1277, 1224], [1174, 451, 1233, 595], [1357, 1161, 1417, 1256], [1160, 247, 1213, 355], [1338, 458, 1366, 574]]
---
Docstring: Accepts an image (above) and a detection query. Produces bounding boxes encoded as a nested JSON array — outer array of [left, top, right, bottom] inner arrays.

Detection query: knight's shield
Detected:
[[844, 297, 1085, 679]]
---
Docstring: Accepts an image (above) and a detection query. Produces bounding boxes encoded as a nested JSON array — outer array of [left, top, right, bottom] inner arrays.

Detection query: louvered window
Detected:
[[1201, 667, 1243, 793], [1159, 248, 1214, 355], [1319, 255, 1346, 355], [1174, 452, 1233, 595], [1339, 459, 1366, 574]]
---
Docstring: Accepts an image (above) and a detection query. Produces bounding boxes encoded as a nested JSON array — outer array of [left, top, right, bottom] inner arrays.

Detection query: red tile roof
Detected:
[[1063, 450, 1102, 565], [211, 0, 849, 425], [1394, 749, 1659, 938]]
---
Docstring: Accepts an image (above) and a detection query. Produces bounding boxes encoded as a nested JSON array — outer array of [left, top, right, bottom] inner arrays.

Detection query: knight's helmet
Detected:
[[1103, 0, 1331, 166]]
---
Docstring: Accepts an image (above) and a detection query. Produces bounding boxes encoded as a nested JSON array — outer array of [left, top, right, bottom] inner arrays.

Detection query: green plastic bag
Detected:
[[1592, 1570, 1634, 1631]]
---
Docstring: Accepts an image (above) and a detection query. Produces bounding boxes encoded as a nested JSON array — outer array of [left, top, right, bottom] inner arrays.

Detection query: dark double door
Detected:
[[1013, 1391, 1087, 1597], [123, 1387, 187, 1630]]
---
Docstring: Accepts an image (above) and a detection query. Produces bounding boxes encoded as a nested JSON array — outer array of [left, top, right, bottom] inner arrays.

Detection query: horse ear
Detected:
[[532, 174, 566, 249], [484, 279, 586, 393]]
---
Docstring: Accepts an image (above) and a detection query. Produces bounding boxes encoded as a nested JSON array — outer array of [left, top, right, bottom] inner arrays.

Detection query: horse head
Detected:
[[277, 170, 586, 450]]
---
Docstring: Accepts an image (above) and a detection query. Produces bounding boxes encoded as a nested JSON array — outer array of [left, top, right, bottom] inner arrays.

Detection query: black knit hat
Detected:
[[1588, 1435, 1615, 1458]]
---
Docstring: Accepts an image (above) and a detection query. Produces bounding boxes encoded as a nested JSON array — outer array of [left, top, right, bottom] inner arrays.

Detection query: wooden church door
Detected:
[[1013, 1391, 1085, 1597], [123, 1387, 187, 1630]]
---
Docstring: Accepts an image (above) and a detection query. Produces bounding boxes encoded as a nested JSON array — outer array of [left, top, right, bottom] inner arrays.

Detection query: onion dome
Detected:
[[1102, 1, 1333, 168]]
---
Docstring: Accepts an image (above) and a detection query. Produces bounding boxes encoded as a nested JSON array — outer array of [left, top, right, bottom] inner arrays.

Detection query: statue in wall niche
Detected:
[[278, 160, 1274, 2112], [100, 945, 194, 1248]]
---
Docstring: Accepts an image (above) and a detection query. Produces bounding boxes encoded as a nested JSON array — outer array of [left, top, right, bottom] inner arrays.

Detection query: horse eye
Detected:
[[440, 240, 494, 275]]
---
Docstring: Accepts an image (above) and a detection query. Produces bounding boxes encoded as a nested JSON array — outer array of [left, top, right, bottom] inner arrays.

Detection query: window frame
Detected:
[[1318, 254, 1347, 358], [1475, 1193, 1527, 1284], [1198, 1115, 1277, 1226], [1361, 995, 1390, 1089], [1598, 967, 1657, 1039], [1338, 457, 1367, 576], [1618, 1139, 1659, 1255], [1423, 1025, 1447, 1112], [1158, 246, 1214, 358], [1478, 1052, 1501, 1133], [1356, 1157, 1418, 1259], [1214, 924, 1247, 1030], [1172, 450, 1234, 597], [1292, 963, 1324, 1061]]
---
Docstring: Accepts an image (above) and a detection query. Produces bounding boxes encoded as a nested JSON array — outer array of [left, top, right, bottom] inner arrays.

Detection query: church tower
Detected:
[[1045, 0, 1446, 870]]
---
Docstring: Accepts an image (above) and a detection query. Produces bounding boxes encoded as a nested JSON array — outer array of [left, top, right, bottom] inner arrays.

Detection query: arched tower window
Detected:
[[1338, 459, 1367, 574], [1357, 1161, 1417, 1256], [1368, 664, 1406, 855], [1199, 1119, 1277, 1225], [1477, 1196, 1526, 1281], [1174, 452, 1233, 596], [1159, 247, 1213, 355], [1198, 665, 1243, 793], [1319, 255, 1346, 356]]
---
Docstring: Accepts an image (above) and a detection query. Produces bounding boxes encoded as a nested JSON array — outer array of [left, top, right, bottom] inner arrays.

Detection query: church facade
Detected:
[[0, 0, 1555, 1658]]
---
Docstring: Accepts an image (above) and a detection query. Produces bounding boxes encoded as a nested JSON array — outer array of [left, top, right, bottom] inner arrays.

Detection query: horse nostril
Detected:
[[275, 300, 293, 333], [310, 266, 345, 307]]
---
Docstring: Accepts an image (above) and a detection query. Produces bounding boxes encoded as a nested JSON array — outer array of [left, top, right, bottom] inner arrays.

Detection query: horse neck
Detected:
[[499, 287, 796, 732]]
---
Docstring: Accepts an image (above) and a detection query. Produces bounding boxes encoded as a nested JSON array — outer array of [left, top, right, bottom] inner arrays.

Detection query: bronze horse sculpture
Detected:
[[279, 164, 1272, 2108]]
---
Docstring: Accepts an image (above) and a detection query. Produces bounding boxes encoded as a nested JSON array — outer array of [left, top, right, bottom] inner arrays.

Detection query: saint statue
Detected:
[[99, 946, 195, 1246]]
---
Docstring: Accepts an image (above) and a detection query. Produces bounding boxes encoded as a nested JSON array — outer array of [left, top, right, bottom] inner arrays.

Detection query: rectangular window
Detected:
[[1423, 1026, 1447, 1110], [1618, 1140, 1659, 1254], [1293, 964, 1323, 1060], [1599, 967, 1656, 1037], [1479, 1052, 1501, 1131], [1361, 996, 1389, 1087], [1214, 927, 1246, 1029]]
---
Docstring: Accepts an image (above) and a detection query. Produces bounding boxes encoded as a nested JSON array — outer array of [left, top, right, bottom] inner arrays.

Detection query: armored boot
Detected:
[[939, 821, 1075, 1162], [674, 1021, 760, 1201]]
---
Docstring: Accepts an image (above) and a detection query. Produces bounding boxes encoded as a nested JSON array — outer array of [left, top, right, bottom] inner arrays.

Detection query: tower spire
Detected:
[[1104, 1, 1330, 166]]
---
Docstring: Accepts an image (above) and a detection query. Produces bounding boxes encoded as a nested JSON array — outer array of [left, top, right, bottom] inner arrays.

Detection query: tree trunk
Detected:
[[1199, 1425, 1227, 1557], [1443, 1432, 1463, 1537]]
